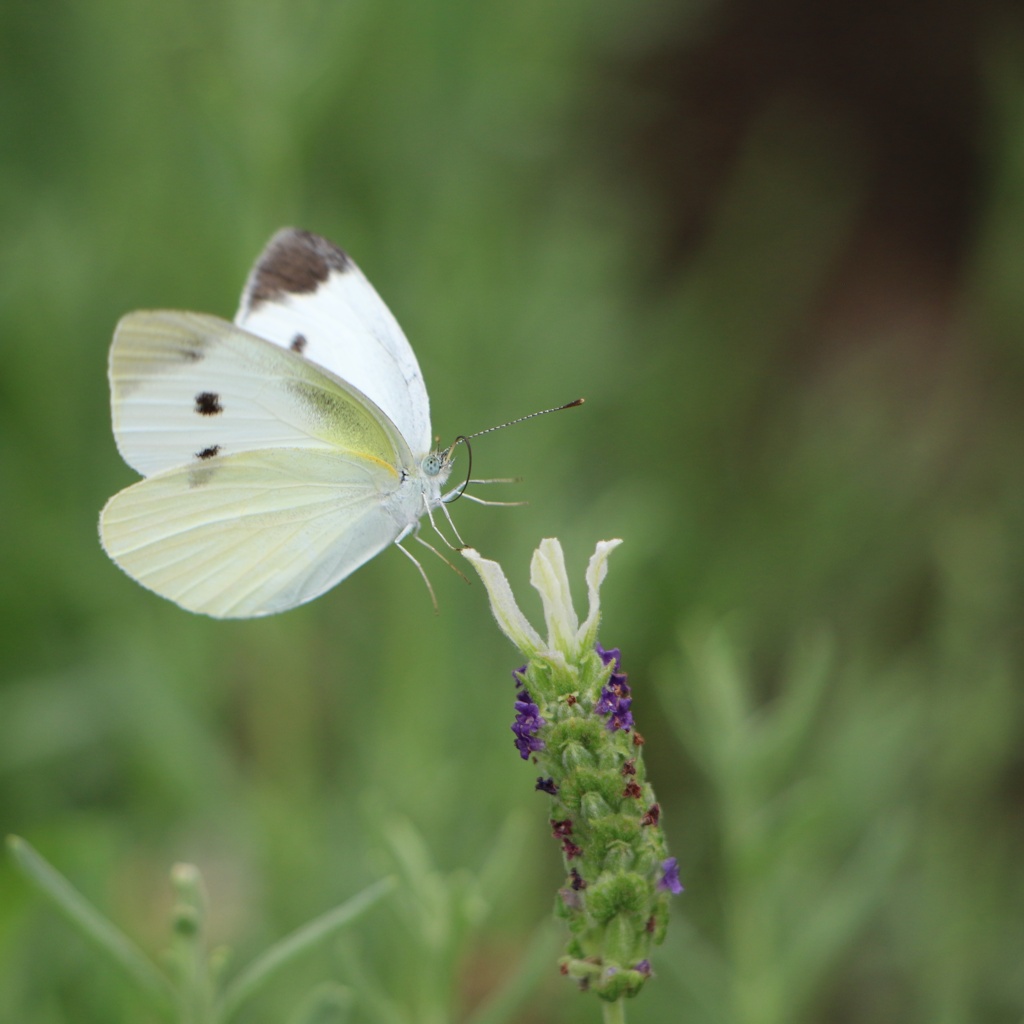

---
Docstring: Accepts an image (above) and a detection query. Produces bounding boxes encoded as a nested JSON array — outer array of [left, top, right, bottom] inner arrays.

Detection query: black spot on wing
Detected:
[[290, 333, 307, 354], [196, 445, 221, 460], [245, 229, 353, 308], [195, 391, 223, 416], [183, 348, 203, 363]]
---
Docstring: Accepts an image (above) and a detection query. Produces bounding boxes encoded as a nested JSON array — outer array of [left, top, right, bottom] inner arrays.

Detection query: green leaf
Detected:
[[6, 835, 176, 1016], [216, 876, 395, 1022]]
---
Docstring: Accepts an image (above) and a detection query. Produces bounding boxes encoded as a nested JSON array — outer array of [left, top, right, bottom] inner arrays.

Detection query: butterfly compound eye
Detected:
[[422, 452, 446, 477]]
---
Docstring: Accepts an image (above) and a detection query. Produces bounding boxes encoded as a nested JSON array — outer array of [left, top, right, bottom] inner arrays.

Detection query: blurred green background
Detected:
[[3, 0, 1024, 1021]]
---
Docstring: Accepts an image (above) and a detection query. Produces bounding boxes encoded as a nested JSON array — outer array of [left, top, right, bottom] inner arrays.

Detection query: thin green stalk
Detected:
[[602, 999, 626, 1024]]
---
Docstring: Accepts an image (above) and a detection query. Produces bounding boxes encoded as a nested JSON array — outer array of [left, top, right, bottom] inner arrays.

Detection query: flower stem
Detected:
[[602, 1000, 627, 1024]]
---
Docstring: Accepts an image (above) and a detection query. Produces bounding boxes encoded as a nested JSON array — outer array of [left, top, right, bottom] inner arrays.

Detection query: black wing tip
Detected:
[[244, 227, 353, 310]]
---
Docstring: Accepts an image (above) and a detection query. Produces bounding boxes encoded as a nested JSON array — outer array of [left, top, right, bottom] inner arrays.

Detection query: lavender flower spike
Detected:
[[463, 539, 677, 1005]]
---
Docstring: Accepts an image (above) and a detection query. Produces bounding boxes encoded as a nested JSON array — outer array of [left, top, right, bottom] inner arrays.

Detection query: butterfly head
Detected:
[[424, 436, 474, 505], [422, 444, 457, 480], [421, 448, 450, 479]]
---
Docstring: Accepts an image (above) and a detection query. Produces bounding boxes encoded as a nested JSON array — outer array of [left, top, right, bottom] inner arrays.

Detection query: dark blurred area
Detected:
[[615, 0, 988, 278]]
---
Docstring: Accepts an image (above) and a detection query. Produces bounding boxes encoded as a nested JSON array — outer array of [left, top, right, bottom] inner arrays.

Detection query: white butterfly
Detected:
[[100, 228, 463, 619]]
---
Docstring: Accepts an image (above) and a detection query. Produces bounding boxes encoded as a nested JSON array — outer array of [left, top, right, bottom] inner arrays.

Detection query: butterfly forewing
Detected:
[[110, 309, 412, 477], [100, 448, 404, 618], [235, 228, 432, 455]]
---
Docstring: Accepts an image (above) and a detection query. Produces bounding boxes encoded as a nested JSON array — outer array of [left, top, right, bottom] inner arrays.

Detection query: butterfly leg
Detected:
[[413, 532, 470, 584], [442, 477, 524, 507], [456, 493, 526, 508], [394, 538, 439, 613], [424, 497, 467, 549], [438, 500, 468, 547]]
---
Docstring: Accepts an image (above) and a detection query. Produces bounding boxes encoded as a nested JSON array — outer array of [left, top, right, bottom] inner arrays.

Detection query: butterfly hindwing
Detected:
[[234, 228, 432, 454], [100, 448, 405, 618], [110, 309, 412, 477]]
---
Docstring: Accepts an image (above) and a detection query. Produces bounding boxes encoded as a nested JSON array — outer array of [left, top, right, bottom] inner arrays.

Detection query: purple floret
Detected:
[[593, 647, 634, 732], [606, 672, 630, 698], [607, 697, 634, 732], [657, 857, 684, 895], [595, 643, 621, 670], [596, 685, 633, 732], [511, 690, 546, 759]]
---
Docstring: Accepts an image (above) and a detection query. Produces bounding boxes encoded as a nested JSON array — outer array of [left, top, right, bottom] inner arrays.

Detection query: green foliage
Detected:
[[8, 836, 390, 1023], [2, 1, 1024, 1022]]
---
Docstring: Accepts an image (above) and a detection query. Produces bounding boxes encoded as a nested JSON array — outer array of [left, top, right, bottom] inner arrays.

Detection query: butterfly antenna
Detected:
[[443, 398, 583, 503], [461, 398, 584, 443]]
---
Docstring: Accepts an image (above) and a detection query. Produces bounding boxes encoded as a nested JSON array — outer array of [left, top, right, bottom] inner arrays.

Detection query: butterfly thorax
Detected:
[[381, 452, 450, 537]]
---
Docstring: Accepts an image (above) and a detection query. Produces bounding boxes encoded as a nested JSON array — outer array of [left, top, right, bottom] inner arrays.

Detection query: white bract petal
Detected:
[[578, 539, 623, 652], [461, 548, 543, 655], [463, 539, 623, 662], [530, 539, 579, 659]]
